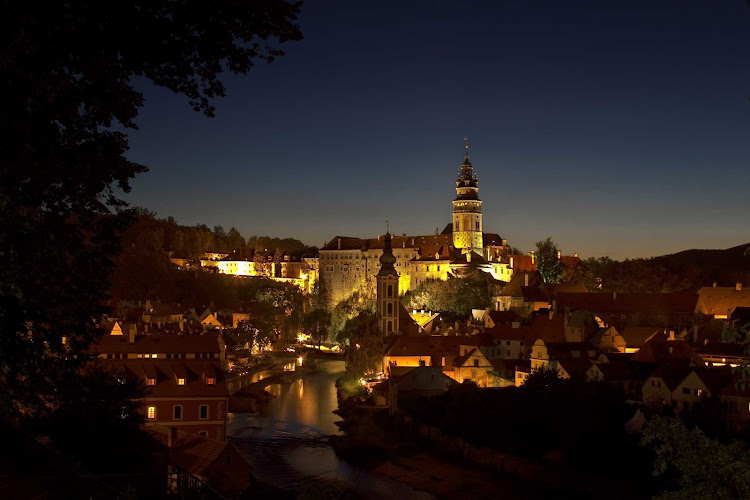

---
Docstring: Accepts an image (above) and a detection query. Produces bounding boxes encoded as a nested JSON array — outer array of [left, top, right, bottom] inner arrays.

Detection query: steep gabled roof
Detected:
[[620, 327, 665, 348], [697, 287, 750, 316]]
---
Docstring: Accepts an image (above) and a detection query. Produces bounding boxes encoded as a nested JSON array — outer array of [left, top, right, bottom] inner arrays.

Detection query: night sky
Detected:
[[124, 0, 750, 260]]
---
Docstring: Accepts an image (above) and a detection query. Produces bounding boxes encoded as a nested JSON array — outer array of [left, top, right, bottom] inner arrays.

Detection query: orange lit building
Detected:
[[95, 331, 229, 440]]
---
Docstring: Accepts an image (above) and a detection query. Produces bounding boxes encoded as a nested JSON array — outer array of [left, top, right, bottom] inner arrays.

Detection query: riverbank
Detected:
[[329, 407, 544, 499]]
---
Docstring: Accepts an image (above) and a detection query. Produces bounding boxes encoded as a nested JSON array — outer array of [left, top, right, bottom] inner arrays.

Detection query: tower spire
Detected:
[[463, 137, 469, 160]]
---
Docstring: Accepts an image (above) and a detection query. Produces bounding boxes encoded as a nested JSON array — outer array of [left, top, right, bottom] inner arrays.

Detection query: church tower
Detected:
[[377, 229, 399, 335], [452, 142, 483, 254]]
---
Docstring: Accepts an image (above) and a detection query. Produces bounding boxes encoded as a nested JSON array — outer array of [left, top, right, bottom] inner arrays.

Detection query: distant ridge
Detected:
[[648, 243, 750, 288]]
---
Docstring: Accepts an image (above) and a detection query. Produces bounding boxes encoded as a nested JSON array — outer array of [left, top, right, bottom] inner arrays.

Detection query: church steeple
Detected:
[[377, 224, 400, 334], [452, 139, 483, 254]]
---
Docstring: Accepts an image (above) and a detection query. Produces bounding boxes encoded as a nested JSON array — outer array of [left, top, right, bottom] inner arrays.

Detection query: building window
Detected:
[[152, 354, 157, 359], [147, 378, 156, 386], [206, 377, 216, 385], [475, 221, 480, 230], [173, 405, 183, 420], [177, 378, 186, 386], [473, 359, 479, 367], [387, 303, 393, 316], [200, 405, 209, 420], [387, 321, 393, 333], [682, 388, 691, 395], [387, 284, 393, 298], [147, 406, 156, 420], [199, 431, 208, 438]]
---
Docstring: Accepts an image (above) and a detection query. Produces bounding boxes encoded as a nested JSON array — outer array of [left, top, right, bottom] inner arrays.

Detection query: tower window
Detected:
[[476, 221, 480, 230], [387, 303, 393, 316], [455, 220, 459, 231], [387, 284, 393, 298], [387, 321, 393, 332]]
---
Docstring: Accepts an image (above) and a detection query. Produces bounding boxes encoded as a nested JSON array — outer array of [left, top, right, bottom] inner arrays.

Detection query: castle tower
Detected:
[[452, 142, 483, 254], [377, 230, 400, 335]]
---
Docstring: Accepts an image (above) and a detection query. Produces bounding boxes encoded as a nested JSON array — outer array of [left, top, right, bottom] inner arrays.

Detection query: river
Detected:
[[228, 360, 435, 499]]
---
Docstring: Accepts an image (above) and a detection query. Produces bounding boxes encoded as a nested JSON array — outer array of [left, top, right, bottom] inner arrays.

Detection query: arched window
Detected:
[[387, 284, 393, 298], [454, 219, 459, 231], [387, 303, 393, 316], [387, 321, 393, 332]]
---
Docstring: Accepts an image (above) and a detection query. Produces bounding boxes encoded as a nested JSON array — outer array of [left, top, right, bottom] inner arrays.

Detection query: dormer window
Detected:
[[206, 377, 216, 385], [147, 378, 156, 386], [177, 378, 186, 386]]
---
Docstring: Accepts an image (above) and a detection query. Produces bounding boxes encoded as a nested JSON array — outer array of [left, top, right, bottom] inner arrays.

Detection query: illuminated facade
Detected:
[[320, 148, 511, 305], [208, 258, 318, 294]]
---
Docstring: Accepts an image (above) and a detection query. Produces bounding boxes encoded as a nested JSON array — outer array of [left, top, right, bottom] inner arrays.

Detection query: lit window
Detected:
[[147, 406, 156, 419], [206, 377, 215, 385], [152, 354, 157, 359], [147, 378, 156, 386], [177, 378, 186, 386], [137, 354, 143, 359], [173, 405, 182, 420]]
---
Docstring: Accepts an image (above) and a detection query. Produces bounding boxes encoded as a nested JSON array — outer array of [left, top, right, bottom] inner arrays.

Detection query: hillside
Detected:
[[649, 243, 750, 287]]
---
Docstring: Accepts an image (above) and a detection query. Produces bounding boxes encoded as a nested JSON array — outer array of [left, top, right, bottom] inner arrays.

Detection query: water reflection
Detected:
[[229, 360, 434, 499]]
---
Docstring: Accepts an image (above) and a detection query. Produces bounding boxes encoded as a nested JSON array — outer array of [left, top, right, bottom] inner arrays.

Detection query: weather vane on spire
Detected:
[[385, 220, 390, 234], [463, 137, 469, 159]]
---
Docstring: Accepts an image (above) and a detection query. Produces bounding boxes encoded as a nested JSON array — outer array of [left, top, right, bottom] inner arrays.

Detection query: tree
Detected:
[[342, 312, 383, 377], [0, 0, 302, 420], [302, 309, 332, 349], [535, 237, 564, 284], [273, 247, 284, 277], [641, 416, 750, 499]]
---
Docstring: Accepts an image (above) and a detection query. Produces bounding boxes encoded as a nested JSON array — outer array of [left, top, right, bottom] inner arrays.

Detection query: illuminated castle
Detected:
[[320, 143, 512, 306]]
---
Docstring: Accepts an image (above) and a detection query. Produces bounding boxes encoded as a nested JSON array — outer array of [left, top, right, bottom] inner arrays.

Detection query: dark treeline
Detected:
[[561, 243, 750, 293], [124, 208, 313, 259]]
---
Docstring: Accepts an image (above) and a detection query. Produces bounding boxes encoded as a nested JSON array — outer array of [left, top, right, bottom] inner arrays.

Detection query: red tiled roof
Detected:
[[556, 292, 698, 315], [620, 327, 665, 348], [508, 255, 536, 272], [94, 332, 222, 354], [109, 360, 228, 398], [697, 287, 750, 316]]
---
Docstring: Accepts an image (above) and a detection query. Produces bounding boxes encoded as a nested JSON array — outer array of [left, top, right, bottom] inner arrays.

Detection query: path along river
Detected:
[[228, 360, 434, 499]]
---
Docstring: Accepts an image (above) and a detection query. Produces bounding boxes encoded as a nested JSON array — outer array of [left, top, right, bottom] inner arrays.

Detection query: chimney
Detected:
[[378, 234, 381, 241], [510, 257, 514, 269], [552, 299, 557, 313], [530, 251, 536, 265], [557, 251, 561, 260], [435, 227, 439, 236], [524, 273, 529, 287], [129, 327, 135, 344], [574, 252, 578, 258], [548, 310, 554, 320], [712, 281, 717, 287], [168, 426, 178, 448], [337, 238, 341, 250], [737, 283, 743, 291]]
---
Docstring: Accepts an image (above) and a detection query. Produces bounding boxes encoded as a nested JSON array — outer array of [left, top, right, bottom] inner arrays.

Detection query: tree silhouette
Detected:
[[0, 1, 302, 420]]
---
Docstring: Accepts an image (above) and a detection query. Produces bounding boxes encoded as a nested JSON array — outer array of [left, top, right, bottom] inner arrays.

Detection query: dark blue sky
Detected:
[[124, 0, 750, 259]]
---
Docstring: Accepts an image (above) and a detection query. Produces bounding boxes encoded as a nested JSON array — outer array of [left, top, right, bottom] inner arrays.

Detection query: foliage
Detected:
[[402, 275, 493, 320], [341, 312, 383, 377], [641, 416, 750, 499], [535, 237, 564, 284], [45, 365, 155, 474], [0, 0, 302, 418], [237, 301, 278, 351], [522, 365, 565, 391], [329, 291, 376, 341], [401, 377, 643, 481], [302, 309, 332, 349]]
